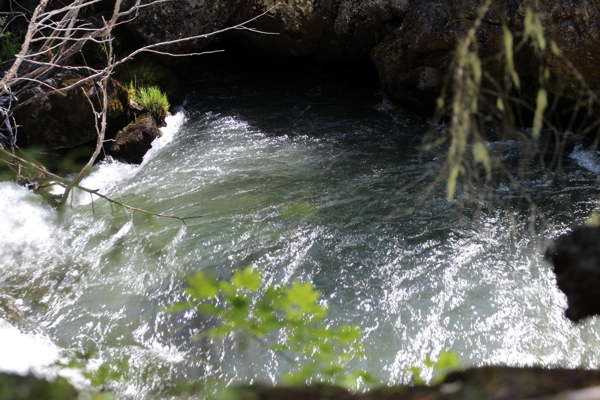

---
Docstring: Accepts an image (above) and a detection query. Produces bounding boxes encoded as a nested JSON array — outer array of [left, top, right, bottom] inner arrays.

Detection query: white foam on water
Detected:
[[0, 184, 62, 374], [142, 109, 187, 164], [74, 110, 187, 205], [74, 161, 140, 205], [0, 111, 187, 378], [0, 319, 59, 374], [0, 182, 60, 269], [570, 144, 600, 174]]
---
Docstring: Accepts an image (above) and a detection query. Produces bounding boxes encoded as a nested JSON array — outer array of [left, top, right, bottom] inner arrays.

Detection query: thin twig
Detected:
[[0, 148, 202, 224]]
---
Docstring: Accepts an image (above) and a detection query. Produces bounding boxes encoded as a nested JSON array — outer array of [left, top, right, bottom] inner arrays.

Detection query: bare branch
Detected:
[[0, 148, 202, 224]]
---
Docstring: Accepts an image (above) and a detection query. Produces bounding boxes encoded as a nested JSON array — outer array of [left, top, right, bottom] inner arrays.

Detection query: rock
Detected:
[[122, 0, 240, 53], [14, 73, 129, 150], [108, 112, 161, 164], [545, 226, 600, 322], [441, 367, 600, 399], [370, 0, 600, 117], [370, 0, 535, 117], [123, 0, 401, 60], [544, 0, 600, 89], [230, 0, 401, 61], [0, 373, 79, 400], [229, 367, 600, 399]]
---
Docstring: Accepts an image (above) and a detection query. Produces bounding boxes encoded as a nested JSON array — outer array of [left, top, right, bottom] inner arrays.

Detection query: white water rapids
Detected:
[[1, 66, 600, 398]]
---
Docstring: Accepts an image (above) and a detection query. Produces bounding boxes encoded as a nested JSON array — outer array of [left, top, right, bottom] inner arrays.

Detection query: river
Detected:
[[1, 60, 600, 398]]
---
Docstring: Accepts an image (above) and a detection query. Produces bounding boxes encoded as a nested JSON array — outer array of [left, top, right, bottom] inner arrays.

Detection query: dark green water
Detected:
[[1, 63, 600, 398]]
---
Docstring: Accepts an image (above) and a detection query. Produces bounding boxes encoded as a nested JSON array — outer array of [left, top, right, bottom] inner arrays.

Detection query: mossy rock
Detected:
[[108, 112, 161, 164], [14, 73, 129, 151]]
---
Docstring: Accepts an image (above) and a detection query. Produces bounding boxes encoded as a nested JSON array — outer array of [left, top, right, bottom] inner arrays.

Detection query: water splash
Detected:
[[570, 144, 600, 174]]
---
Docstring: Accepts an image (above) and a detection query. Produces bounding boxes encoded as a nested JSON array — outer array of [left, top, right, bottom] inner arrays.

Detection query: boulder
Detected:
[[232, 367, 600, 399], [229, 0, 403, 61], [14, 73, 129, 150], [370, 0, 600, 117], [122, 0, 240, 53], [108, 112, 161, 164], [544, 0, 600, 88], [123, 0, 402, 60], [122, 0, 600, 117], [545, 226, 600, 322], [371, 0, 535, 117]]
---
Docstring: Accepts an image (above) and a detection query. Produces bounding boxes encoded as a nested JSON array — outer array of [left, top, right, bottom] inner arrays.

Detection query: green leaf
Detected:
[[200, 303, 222, 317], [446, 164, 460, 200], [586, 212, 600, 227], [551, 40, 562, 56], [496, 97, 505, 112], [186, 271, 218, 300], [409, 366, 425, 385], [207, 324, 235, 338], [231, 266, 262, 292], [435, 351, 461, 372], [219, 281, 235, 296], [431, 351, 461, 385], [533, 88, 547, 140], [503, 25, 520, 89], [164, 301, 194, 313], [472, 141, 492, 181], [423, 355, 435, 368], [287, 281, 321, 313], [172, 267, 370, 386]]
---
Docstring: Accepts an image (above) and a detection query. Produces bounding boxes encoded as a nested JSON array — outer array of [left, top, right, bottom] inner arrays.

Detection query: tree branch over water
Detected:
[[0, 0, 278, 216], [0, 148, 203, 224]]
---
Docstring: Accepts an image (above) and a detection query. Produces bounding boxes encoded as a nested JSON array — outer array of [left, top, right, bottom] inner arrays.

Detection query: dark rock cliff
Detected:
[[124, 0, 600, 117]]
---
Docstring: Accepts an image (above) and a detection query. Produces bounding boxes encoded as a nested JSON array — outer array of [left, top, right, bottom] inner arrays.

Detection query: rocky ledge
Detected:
[[5, 366, 600, 400], [124, 0, 600, 118]]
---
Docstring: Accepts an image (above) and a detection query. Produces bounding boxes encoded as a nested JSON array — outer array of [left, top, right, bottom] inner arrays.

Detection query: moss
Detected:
[[114, 55, 183, 104], [15, 75, 129, 150], [132, 86, 170, 125]]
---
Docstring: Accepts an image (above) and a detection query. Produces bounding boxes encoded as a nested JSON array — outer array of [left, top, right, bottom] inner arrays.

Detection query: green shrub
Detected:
[[0, 17, 21, 62], [131, 85, 170, 124]]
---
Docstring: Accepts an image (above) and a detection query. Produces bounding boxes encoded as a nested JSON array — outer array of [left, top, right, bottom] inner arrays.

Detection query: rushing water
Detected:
[[2, 62, 600, 398]]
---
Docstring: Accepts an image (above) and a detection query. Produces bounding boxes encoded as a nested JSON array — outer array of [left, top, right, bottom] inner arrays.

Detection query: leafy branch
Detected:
[[168, 266, 377, 390]]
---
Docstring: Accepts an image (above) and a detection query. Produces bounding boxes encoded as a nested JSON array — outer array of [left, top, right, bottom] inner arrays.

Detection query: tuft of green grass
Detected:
[[131, 85, 170, 124]]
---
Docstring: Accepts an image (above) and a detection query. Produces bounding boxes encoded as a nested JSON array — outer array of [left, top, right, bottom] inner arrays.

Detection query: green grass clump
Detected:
[[130, 85, 170, 124]]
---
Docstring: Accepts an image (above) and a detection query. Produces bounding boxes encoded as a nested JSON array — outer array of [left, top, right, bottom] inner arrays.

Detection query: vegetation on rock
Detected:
[[128, 84, 170, 126]]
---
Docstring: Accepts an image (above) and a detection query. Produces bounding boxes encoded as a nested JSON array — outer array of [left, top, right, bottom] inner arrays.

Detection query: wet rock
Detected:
[[14, 73, 129, 151], [545, 226, 600, 322], [108, 112, 161, 164], [440, 366, 600, 399]]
